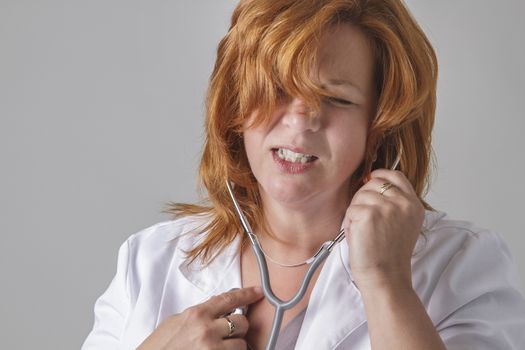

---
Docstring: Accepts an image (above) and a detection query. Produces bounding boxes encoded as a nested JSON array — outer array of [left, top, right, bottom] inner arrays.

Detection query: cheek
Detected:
[[242, 128, 266, 172], [243, 130, 258, 165], [331, 116, 368, 162], [242, 110, 275, 165]]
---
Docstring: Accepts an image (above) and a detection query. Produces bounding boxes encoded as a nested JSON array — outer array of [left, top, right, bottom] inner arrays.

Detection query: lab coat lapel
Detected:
[[156, 231, 242, 324], [178, 235, 242, 294], [295, 238, 368, 349]]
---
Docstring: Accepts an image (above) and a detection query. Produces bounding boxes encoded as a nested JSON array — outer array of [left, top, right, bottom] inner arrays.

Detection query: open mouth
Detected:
[[271, 148, 318, 164]]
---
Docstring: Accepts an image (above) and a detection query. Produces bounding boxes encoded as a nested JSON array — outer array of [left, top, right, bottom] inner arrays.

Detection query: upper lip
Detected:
[[271, 145, 318, 157]]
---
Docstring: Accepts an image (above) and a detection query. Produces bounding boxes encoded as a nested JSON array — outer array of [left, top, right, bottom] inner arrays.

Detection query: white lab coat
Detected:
[[82, 210, 525, 349]]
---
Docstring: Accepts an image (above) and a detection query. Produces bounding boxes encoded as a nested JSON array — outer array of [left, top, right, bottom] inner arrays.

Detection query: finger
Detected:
[[342, 204, 369, 235], [360, 177, 404, 199], [223, 338, 248, 350], [345, 203, 377, 223], [351, 189, 387, 207], [213, 314, 249, 339], [369, 169, 414, 194], [205, 286, 264, 318]]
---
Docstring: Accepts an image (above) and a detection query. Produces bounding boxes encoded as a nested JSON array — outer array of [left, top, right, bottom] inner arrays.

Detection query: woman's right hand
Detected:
[[137, 286, 264, 350]]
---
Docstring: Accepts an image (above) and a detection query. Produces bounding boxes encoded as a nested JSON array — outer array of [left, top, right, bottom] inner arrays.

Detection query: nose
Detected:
[[281, 98, 321, 132]]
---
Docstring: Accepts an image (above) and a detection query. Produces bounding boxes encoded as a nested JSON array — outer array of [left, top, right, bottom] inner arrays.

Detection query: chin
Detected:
[[260, 178, 316, 206]]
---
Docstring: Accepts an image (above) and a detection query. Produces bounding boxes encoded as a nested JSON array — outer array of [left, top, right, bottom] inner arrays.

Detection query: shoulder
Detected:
[[415, 209, 519, 283], [125, 214, 212, 255], [116, 214, 214, 301], [121, 214, 213, 286], [416, 210, 515, 270], [413, 210, 525, 343]]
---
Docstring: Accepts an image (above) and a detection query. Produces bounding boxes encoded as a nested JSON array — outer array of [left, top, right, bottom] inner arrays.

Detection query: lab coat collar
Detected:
[[156, 225, 242, 327], [173, 209, 445, 292], [153, 219, 243, 327], [176, 228, 243, 295], [422, 210, 447, 232], [147, 214, 233, 295]]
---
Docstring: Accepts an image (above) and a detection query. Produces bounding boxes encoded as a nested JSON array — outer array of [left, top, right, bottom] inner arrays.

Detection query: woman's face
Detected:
[[243, 23, 377, 208]]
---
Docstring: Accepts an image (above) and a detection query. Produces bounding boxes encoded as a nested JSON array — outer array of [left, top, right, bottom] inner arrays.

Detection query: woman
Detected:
[[82, 0, 525, 349]]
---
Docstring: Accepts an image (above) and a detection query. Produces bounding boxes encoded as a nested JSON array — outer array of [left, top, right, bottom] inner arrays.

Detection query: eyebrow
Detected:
[[322, 78, 363, 95]]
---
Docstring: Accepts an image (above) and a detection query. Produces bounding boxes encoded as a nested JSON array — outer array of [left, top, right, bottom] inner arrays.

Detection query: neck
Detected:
[[256, 187, 350, 265]]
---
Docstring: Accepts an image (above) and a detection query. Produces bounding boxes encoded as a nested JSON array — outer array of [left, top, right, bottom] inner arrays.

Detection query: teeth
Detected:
[[276, 148, 315, 163]]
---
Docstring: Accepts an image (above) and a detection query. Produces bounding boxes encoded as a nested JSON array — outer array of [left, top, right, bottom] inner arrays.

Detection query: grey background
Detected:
[[1, 1, 523, 348]]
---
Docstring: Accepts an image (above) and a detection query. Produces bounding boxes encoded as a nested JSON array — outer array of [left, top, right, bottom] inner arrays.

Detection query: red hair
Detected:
[[165, 0, 438, 264]]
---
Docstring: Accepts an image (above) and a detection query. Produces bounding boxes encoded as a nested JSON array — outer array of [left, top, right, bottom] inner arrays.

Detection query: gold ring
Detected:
[[379, 182, 395, 195], [224, 316, 235, 338]]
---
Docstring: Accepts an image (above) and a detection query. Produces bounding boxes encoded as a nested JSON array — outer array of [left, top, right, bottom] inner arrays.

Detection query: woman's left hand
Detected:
[[342, 169, 425, 291]]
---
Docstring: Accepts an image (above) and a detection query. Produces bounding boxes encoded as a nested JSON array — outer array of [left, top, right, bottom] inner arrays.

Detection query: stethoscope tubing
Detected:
[[225, 181, 341, 350], [253, 240, 332, 349]]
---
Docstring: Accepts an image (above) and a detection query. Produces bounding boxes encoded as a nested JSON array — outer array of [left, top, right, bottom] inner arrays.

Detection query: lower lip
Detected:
[[272, 150, 317, 174]]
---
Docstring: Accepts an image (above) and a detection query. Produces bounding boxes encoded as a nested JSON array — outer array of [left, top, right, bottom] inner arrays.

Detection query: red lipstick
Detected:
[[271, 149, 317, 174]]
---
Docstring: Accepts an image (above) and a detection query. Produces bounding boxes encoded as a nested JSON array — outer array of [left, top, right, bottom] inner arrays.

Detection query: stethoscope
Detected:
[[225, 180, 344, 350], [225, 147, 402, 350]]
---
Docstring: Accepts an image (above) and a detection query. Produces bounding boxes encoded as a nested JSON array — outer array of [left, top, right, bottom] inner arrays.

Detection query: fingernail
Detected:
[[253, 286, 263, 294]]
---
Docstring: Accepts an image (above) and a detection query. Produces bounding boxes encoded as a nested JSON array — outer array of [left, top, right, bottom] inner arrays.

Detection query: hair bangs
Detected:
[[233, 1, 360, 130]]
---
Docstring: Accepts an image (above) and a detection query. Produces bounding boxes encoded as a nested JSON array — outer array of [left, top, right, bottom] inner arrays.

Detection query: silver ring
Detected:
[[379, 182, 395, 195], [224, 316, 235, 338]]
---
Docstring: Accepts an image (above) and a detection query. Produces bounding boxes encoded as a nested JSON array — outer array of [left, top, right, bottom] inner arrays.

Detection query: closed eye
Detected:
[[324, 96, 354, 107]]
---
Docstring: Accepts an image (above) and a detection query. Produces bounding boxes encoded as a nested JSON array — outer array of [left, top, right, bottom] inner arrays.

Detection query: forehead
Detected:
[[315, 23, 375, 93]]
